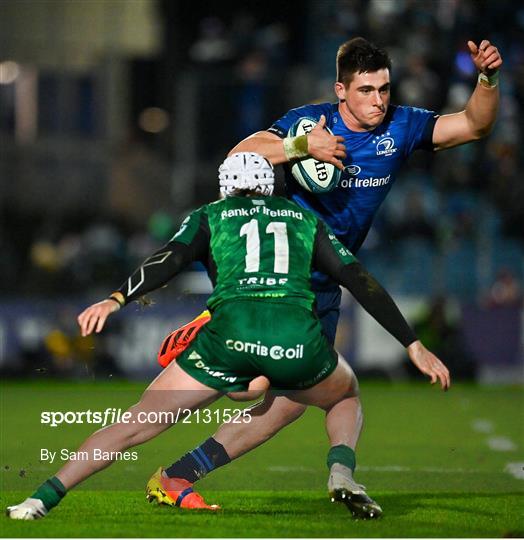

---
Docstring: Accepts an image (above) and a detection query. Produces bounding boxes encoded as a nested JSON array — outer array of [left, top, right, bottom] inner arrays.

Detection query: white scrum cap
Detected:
[[219, 152, 274, 197]]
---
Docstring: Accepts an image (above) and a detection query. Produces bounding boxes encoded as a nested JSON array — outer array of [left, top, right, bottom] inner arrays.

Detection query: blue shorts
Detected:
[[313, 287, 342, 345]]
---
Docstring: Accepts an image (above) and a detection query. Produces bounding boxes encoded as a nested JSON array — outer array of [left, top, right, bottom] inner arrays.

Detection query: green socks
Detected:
[[327, 444, 356, 472], [31, 476, 67, 511]]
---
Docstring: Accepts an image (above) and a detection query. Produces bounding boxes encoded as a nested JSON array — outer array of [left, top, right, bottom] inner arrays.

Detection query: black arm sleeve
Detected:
[[115, 219, 209, 305], [313, 223, 417, 347]]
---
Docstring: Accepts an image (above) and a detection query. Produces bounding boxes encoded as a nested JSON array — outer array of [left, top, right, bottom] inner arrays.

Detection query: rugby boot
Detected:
[[146, 467, 219, 510], [328, 463, 382, 519], [157, 311, 211, 368], [6, 498, 48, 520]]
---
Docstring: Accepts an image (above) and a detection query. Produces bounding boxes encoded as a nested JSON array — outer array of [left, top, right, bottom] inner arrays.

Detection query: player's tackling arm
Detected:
[[78, 211, 209, 337], [229, 115, 347, 169], [433, 40, 502, 151], [313, 222, 451, 390], [77, 242, 193, 336]]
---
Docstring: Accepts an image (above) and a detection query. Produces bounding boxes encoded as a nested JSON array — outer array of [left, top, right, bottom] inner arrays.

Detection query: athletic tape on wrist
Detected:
[[478, 71, 499, 88], [283, 135, 309, 160], [108, 292, 125, 308]]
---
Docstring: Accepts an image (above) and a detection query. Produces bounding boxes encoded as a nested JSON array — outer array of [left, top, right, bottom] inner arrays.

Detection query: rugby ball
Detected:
[[288, 117, 341, 193]]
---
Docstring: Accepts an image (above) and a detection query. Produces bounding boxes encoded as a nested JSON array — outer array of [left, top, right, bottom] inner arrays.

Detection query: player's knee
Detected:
[[277, 400, 307, 423], [340, 357, 359, 398], [252, 396, 307, 422], [227, 376, 270, 402], [250, 395, 306, 426], [227, 389, 265, 401], [347, 376, 360, 398]]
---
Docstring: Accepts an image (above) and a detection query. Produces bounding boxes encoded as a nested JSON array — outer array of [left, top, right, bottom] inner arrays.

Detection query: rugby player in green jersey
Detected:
[[7, 153, 449, 520]]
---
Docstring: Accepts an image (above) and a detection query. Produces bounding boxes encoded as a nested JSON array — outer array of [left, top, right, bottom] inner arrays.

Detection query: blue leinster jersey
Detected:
[[268, 102, 437, 290]]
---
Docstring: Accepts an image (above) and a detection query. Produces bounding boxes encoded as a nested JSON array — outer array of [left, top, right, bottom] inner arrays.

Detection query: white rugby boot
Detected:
[[328, 463, 382, 519], [6, 498, 48, 520]]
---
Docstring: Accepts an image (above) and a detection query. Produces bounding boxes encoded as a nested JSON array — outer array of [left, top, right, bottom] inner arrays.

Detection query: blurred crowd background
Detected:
[[0, 0, 522, 382]]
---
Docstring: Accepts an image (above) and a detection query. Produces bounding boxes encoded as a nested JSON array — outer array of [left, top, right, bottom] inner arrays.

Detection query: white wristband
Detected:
[[478, 71, 499, 88], [283, 135, 309, 160]]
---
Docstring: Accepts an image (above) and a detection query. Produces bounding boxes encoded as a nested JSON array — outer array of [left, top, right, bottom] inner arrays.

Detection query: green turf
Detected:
[[2, 490, 523, 538], [1, 380, 523, 537]]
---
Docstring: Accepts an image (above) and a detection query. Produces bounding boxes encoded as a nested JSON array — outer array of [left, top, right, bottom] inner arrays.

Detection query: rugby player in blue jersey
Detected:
[[153, 37, 502, 517]]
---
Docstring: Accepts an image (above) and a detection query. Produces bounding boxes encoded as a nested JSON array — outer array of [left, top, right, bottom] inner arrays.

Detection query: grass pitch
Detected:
[[1, 379, 523, 537]]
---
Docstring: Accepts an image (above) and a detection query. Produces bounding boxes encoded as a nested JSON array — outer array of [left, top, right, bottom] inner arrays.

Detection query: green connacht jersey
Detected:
[[115, 195, 416, 348], [117, 195, 356, 312], [172, 196, 356, 311]]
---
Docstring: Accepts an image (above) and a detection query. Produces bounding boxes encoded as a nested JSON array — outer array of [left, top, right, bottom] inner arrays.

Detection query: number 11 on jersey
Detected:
[[239, 219, 289, 274]]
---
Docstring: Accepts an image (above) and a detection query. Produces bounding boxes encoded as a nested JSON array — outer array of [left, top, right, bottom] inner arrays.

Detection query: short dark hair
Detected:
[[336, 37, 392, 86]]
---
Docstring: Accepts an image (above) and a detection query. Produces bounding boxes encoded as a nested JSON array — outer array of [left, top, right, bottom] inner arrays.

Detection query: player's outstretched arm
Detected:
[[336, 263, 451, 391], [229, 115, 346, 169], [433, 39, 502, 150], [77, 243, 196, 337], [313, 222, 451, 390], [77, 214, 208, 337]]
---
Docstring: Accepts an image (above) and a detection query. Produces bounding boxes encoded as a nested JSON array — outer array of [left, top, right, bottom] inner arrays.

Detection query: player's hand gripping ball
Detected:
[[288, 117, 342, 193]]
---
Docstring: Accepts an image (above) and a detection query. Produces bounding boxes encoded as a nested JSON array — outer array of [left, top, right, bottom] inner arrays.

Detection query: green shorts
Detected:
[[177, 299, 338, 393]]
